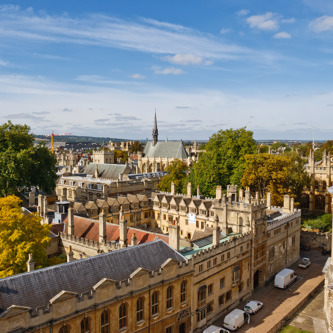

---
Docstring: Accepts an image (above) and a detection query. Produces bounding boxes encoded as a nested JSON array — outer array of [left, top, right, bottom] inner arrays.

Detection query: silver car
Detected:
[[244, 300, 263, 314]]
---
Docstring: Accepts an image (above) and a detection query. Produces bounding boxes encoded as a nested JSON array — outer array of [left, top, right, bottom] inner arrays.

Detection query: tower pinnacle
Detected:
[[152, 110, 158, 146]]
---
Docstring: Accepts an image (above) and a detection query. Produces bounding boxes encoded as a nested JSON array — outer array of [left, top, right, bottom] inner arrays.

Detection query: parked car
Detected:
[[203, 325, 230, 333], [274, 268, 297, 289], [244, 300, 263, 314], [223, 308, 250, 331], [298, 257, 311, 269]]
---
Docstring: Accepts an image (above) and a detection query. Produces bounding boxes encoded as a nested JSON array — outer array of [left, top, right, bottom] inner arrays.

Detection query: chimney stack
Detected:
[[216, 186, 222, 200], [99, 211, 106, 243], [171, 181, 175, 195], [27, 253, 35, 272], [119, 207, 128, 248], [169, 221, 180, 251], [212, 215, 220, 246], [68, 204, 74, 236], [197, 185, 200, 197], [283, 195, 291, 213], [187, 182, 192, 197], [67, 246, 74, 262], [266, 192, 271, 209], [131, 233, 137, 246]]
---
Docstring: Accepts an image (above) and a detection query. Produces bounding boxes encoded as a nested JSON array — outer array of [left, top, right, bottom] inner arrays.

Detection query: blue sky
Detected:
[[0, 0, 333, 140]]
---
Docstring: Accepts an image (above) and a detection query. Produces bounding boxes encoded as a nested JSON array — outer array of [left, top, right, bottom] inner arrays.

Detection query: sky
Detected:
[[0, 0, 333, 140]]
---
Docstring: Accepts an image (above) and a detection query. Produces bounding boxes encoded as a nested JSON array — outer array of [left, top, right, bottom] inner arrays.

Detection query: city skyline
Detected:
[[0, 1, 333, 140]]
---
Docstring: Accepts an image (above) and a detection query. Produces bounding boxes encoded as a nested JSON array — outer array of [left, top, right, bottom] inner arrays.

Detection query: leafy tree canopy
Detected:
[[241, 152, 311, 207], [0, 121, 57, 196], [157, 159, 188, 193], [0, 195, 51, 277], [130, 141, 143, 153], [114, 150, 128, 163], [187, 128, 257, 197]]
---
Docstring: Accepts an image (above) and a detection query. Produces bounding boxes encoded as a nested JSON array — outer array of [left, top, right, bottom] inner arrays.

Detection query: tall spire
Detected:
[[152, 109, 158, 146]]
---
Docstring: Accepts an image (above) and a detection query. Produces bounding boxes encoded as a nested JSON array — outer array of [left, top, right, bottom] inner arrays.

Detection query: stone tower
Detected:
[[152, 111, 158, 147]]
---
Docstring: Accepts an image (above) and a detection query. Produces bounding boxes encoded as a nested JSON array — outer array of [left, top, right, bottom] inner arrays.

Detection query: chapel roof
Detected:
[[143, 141, 188, 159]]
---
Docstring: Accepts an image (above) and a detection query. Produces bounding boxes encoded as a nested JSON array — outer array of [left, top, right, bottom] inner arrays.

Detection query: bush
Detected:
[[303, 214, 332, 232]]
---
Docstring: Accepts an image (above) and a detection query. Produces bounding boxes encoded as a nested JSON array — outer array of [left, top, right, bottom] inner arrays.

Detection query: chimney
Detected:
[[38, 194, 44, 216], [244, 188, 251, 204], [119, 208, 128, 248], [27, 253, 35, 272], [131, 233, 137, 246], [283, 195, 291, 213], [29, 190, 35, 207], [169, 222, 180, 251], [43, 196, 48, 218], [255, 192, 259, 203], [216, 186, 222, 200], [239, 188, 244, 201], [266, 192, 271, 209], [290, 197, 294, 212], [68, 204, 74, 236], [187, 182, 192, 197], [197, 185, 200, 197], [171, 181, 175, 195], [67, 246, 74, 262], [99, 211, 106, 243], [212, 215, 220, 246]]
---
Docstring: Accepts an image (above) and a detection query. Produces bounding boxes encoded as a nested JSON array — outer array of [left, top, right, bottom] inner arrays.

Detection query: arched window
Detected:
[[136, 297, 144, 323], [166, 286, 173, 310], [81, 317, 90, 333], [180, 280, 187, 303], [119, 303, 127, 329], [59, 325, 70, 333], [101, 310, 109, 333], [151, 291, 159, 316], [197, 285, 206, 306], [232, 265, 240, 285]]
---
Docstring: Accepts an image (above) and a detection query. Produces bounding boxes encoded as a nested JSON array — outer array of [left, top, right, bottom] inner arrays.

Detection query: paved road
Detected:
[[212, 249, 329, 333]]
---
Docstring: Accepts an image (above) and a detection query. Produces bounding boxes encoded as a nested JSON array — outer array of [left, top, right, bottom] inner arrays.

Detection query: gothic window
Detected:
[[269, 246, 275, 262], [59, 325, 70, 333], [197, 285, 206, 306], [136, 297, 144, 323], [81, 317, 90, 333], [151, 291, 159, 316], [100, 310, 109, 333], [119, 303, 127, 329], [166, 286, 173, 310], [232, 265, 240, 285], [180, 280, 187, 303]]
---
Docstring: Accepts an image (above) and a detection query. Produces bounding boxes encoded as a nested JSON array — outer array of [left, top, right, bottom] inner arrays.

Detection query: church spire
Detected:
[[152, 110, 158, 146]]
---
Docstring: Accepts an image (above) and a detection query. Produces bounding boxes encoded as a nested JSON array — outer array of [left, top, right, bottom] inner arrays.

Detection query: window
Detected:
[[101, 310, 109, 333], [180, 280, 187, 303], [166, 326, 173, 333], [269, 246, 275, 261], [196, 221, 199, 228], [59, 325, 69, 333], [151, 291, 159, 316], [221, 254, 225, 262], [136, 297, 144, 323], [81, 317, 90, 333], [292, 235, 296, 246], [198, 285, 206, 306], [207, 260, 211, 269], [185, 219, 188, 225], [220, 277, 225, 289], [219, 294, 225, 306], [208, 284, 213, 295], [227, 252, 230, 259], [232, 266, 240, 285], [119, 303, 127, 329], [226, 290, 232, 302], [207, 302, 213, 314], [197, 308, 206, 321], [199, 264, 203, 272], [166, 286, 173, 310], [213, 258, 217, 266], [201, 221, 204, 229]]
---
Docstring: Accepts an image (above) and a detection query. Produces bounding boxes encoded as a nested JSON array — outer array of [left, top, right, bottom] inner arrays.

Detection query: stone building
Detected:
[[304, 149, 332, 212], [92, 149, 115, 164]]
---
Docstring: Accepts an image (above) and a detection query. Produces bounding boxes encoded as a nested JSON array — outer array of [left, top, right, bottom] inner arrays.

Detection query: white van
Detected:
[[274, 268, 297, 289], [203, 325, 230, 333], [223, 308, 250, 331]]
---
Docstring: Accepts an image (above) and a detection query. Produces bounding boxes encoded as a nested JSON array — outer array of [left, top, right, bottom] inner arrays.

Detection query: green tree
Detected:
[[241, 152, 310, 206], [114, 150, 128, 163], [0, 195, 51, 277], [0, 122, 57, 196], [130, 141, 143, 153], [259, 145, 269, 153], [187, 128, 256, 197], [157, 160, 188, 193]]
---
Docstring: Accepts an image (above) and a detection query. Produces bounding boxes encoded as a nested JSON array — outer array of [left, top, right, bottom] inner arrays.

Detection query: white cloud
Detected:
[[220, 28, 231, 35], [281, 18, 295, 24], [246, 12, 279, 31], [0, 59, 8, 66], [164, 54, 203, 65], [309, 16, 333, 33], [237, 9, 250, 16], [152, 66, 184, 75], [130, 73, 145, 79], [274, 32, 292, 39], [0, 5, 251, 61], [204, 60, 214, 66]]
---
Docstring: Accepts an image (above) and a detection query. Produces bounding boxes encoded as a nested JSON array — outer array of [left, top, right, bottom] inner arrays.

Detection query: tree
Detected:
[[157, 160, 188, 193], [130, 141, 143, 153], [0, 121, 57, 196], [241, 152, 310, 206], [0, 195, 51, 277], [186, 128, 256, 197], [114, 150, 128, 163]]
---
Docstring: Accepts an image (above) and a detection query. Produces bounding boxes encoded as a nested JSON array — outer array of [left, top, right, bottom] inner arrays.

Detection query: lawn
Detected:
[[280, 325, 312, 333]]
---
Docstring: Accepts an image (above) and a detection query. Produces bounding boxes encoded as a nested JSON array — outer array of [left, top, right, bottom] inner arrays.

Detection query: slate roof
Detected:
[[0, 240, 185, 313], [84, 163, 129, 179], [143, 141, 188, 159], [62, 215, 169, 245]]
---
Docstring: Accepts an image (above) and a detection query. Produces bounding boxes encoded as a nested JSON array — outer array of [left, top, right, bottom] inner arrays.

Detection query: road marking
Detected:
[[313, 318, 327, 333]]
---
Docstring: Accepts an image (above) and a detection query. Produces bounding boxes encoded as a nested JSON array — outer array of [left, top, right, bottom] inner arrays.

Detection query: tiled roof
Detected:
[[0, 240, 184, 313], [143, 141, 188, 159], [84, 163, 130, 179], [63, 216, 169, 245]]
